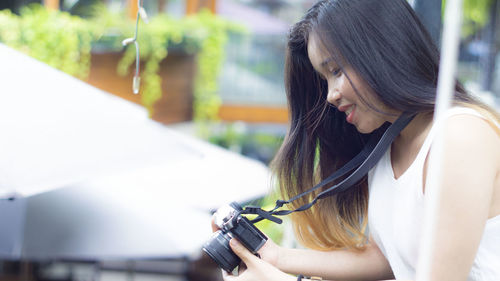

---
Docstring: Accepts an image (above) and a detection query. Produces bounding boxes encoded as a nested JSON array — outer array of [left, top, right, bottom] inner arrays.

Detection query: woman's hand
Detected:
[[223, 238, 295, 281], [211, 216, 281, 268], [255, 234, 280, 267]]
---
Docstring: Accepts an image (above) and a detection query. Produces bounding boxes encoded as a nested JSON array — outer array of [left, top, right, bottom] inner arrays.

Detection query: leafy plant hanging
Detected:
[[0, 5, 95, 79], [0, 4, 244, 124], [112, 9, 244, 121]]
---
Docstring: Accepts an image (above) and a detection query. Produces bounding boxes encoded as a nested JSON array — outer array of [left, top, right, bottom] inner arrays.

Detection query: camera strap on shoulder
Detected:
[[243, 112, 415, 224]]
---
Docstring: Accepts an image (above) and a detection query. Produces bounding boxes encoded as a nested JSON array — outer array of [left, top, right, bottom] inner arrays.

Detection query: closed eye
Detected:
[[331, 68, 341, 76]]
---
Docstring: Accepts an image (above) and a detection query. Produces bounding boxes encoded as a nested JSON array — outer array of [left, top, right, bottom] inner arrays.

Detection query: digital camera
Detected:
[[203, 202, 268, 272]]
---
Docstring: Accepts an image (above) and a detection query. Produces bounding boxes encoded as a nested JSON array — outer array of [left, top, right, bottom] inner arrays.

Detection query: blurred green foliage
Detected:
[[207, 123, 286, 242], [207, 123, 284, 164], [104, 7, 245, 119], [192, 11, 236, 123], [442, 0, 497, 37], [0, 4, 245, 123], [463, 0, 494, 26], [0, 5, 95, 79]]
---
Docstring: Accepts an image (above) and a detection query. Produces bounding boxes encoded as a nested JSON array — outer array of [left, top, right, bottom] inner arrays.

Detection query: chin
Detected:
[[357, 127, 373, 134], [355, 118, 387, 134], [355, 123, 378, 134]]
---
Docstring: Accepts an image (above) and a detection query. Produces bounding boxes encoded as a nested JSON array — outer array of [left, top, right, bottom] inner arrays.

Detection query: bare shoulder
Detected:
[[423, 113, 500, 181], [444, 113, 500, 160], [439, 113, 500, 218]]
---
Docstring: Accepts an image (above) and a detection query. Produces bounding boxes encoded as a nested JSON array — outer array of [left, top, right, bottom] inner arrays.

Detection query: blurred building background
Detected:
[[0, 0, 499, 280], [1, 0, 498, 126]]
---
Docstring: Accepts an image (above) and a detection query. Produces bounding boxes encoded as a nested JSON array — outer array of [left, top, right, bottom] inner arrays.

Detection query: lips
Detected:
[[338, 104, 355, 124], [338, 104, 352, 112], [346, 105, 355, 123]]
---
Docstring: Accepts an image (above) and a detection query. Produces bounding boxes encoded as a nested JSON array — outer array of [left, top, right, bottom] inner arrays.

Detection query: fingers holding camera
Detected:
[[230, 239, 260, 266], [211, 215, 220, 232], [223, 239, 295, 281]]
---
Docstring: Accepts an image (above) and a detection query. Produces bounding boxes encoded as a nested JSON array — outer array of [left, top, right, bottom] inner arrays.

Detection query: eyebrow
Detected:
[[320, 57, 336, 68]]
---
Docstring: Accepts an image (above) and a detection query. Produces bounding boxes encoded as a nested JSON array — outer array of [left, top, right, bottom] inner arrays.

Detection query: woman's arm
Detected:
[[213, 216, 394, 281], [268, 236, 393, 281], [225, 236, 393, 281], [421, 114, 500, 280]]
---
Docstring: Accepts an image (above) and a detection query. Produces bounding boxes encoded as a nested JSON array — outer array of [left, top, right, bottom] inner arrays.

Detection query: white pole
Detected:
[[416, 0, 464, 280]]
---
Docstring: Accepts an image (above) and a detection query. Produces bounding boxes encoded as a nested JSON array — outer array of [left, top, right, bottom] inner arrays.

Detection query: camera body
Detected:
[[203, 202, 268, 272]]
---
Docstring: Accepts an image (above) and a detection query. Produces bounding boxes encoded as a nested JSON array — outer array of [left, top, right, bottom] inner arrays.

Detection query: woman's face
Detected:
[[307, 32, 399, 133]]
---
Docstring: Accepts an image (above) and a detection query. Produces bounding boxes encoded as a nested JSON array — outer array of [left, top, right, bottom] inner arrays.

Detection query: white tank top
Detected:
[[368, 107, 500, 280]]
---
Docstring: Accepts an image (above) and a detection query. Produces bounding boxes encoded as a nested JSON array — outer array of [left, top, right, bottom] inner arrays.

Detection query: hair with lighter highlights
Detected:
[[271, 0, 500, 251]]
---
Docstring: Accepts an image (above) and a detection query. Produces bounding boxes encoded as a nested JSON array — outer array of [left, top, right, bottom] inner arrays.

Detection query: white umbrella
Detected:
[[0, 44, 272, 260]]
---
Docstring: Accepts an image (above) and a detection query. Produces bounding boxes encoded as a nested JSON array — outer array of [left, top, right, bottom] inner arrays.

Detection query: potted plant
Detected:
[[0, 4, 244, 125], [0, 5, 95, 79], [88, 5, 245, 124]]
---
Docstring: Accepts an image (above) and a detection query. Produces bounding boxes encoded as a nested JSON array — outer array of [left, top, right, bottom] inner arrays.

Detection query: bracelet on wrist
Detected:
[[297, 274, 322, 281]]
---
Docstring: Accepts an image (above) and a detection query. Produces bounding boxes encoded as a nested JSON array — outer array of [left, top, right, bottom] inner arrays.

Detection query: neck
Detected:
[[398, 112, 433, 142]]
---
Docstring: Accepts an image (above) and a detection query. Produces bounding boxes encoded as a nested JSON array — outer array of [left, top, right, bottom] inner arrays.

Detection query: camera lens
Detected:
[[203, 230, 241, 273]]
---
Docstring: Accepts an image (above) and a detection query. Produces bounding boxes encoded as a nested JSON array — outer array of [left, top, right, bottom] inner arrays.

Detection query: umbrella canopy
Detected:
[[0, 44, 272, 260]]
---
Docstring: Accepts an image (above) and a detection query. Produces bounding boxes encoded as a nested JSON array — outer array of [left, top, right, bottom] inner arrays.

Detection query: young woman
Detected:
[[217, 0, 500, 280]]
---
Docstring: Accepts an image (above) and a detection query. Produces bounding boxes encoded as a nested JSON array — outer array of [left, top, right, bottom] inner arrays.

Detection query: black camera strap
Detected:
[[243, 113, 415, 224]]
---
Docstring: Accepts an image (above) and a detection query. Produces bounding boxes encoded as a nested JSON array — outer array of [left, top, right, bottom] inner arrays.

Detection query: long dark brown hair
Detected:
[[271, 0, 499, 250]]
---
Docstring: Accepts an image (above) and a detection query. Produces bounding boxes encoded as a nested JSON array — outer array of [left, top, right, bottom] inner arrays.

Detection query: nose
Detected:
[[326, 83, 341, 107]]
